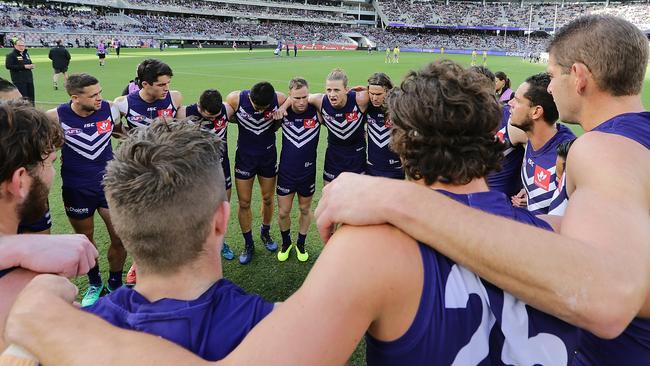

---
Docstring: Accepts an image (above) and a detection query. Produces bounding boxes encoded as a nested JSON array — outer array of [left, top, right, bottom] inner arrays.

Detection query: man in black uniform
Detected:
[[5, 39, 35, 104], [48, 40, 71, 91]]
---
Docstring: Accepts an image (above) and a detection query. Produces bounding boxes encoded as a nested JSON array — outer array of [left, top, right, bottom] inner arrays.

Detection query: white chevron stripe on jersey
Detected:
[[322, 114, 363, 140], [503, 146, 515, 156], [127, 117, 153, 128], [65, 139, 112, 160], [367, 124, 392, 148], [327, 121, 363, 140], [283, 125, 320, 149], [236, 111, 273, 135], [322, 112, 364, 130], [522, 166, 557, 198], [65, 131, 112, 152], [368, 131, 391, 148], [367, 123, 391, 138], [548, 197, 568, 216], [527, 197, 555, 212], [214, 129, 226, 140], [61, 122, 108, 142]]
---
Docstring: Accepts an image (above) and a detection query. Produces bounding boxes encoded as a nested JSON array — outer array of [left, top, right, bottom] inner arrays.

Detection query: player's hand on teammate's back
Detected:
[[15, 234, 98, 277], [4, 274, 78, 347], [315, 173, 393, 242]]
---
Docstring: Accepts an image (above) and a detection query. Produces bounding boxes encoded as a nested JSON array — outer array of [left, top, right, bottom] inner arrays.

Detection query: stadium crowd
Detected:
[[2, 0, 648, 54], [364, 27, 550, 52], [124, 0, 356, 22], [376, 0, 650, 29]]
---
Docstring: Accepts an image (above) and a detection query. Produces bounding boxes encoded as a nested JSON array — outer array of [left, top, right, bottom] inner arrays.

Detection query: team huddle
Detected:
[[0, 14, 649, 366], [11, 58, 407, 306]]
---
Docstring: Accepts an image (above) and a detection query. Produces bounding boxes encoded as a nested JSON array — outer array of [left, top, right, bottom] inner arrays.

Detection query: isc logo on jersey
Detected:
[[303, 118, 316, 129], [344, 112, 358, 123], [157, 109, 173, 118], [534, 165, 551, 191], [96, 119, 112, 134], [263, 110, 274, 121], [384, 116, 393, 128]]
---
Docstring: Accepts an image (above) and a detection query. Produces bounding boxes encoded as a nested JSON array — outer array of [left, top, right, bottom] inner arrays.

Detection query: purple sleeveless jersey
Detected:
[[521, 124, 575, 215], [487, 104, 524, 197], [84, 279, 273, 361], [366, 190, 579, 366], [122, 91, 176, 129], [366, 104, 403, 179], [58, 101, 115, 188], [278, 104, 320, 181], [571, 112, 650, 366], [320, 90, 365, 148], [234, 90, 278, 154]]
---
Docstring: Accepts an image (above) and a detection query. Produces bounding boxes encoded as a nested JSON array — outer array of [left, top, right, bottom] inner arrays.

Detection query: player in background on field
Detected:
[[48, 40, 70, 91], [392, 46, 400, 63], [385, 47, 392, 63], [471, 49, 477, 66], [96, 41, 106, 67]]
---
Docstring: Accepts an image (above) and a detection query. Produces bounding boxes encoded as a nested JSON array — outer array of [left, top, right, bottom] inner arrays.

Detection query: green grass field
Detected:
[[2, 47, 649, 365]]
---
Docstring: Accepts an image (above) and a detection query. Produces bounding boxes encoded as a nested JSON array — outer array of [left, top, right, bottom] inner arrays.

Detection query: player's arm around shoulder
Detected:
[[275, 91, 287, 105], [170, 90, 182, 110], [560, 131, 650, 335], [223, 102, 235, 120], [273, 91, 290, 120], [45, 108, 59, 124], [217, 224, 422, 366], [355, 89, 370, 113], [113, 95, 128, 116], [225, 90, 240, 113], [507, 120, 527, 146], [108, 101, 124, 137], [176, 106, 187, 119], [308, 93, 324, 110], [0, 268, 40, 351]]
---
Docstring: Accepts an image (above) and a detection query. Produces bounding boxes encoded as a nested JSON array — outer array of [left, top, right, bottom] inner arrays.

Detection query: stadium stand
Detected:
[[1, 0, 648, 53]]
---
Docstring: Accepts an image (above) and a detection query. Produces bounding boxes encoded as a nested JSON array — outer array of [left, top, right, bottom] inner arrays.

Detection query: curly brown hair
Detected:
[[389, 60, 504, 186], [0, 99, 63, 183]]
